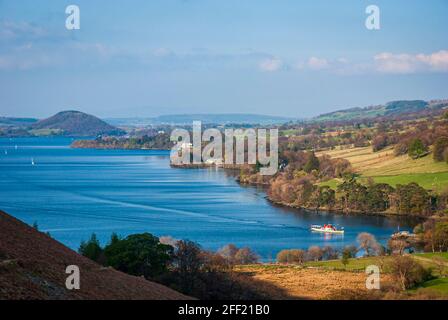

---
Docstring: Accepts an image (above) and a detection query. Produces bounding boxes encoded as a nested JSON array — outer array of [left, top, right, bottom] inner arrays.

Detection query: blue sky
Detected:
[[0, 0, 447, 118]]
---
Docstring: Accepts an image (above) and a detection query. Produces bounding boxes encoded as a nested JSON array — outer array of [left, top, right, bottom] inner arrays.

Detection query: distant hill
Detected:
[[0, 117, 38, 127], [32, 111, 125, 136], [107, 113, 295, 126], [0, 210, 190, 300], [313, 99, 448, 122]]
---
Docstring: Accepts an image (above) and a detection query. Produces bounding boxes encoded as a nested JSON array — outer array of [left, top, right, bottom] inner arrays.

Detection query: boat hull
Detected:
[[311, 228, 344, 234]]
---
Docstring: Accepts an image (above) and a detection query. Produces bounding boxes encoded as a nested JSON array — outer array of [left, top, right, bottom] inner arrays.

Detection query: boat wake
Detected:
[[0, 173, 310, 231]]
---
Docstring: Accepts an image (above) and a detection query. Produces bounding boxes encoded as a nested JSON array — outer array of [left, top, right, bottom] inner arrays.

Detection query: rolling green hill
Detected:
[[0, 117, 38, 127], [313, 99, 447, 122]]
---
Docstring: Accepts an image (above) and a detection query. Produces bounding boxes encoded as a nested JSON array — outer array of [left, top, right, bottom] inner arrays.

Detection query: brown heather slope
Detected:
[[0, 210, 190, 300], [234, 265, 395, 300]]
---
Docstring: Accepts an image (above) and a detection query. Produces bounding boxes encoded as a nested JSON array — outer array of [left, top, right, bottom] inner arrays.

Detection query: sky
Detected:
[[0, 0, 447, 118]]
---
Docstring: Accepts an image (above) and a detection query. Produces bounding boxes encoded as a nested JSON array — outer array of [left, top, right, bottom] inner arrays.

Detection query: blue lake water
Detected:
[[0, 137, 417, 260]]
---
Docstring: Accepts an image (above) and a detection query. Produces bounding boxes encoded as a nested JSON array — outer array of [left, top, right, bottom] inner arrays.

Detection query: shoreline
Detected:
[[264, 197, 428, 221], [171, 162, 429, 222], [238, 176, 431, 220], [71, 143, 171, 151], [43, 137, 433, 222]]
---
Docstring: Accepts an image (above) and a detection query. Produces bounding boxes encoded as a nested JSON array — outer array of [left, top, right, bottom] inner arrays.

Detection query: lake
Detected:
[[0, 137, 418, 260]]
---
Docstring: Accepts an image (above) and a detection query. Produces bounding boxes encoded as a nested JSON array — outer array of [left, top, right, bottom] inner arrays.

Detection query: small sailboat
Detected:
[[31, 158, 35, 166], [311, 224, 344, 234]]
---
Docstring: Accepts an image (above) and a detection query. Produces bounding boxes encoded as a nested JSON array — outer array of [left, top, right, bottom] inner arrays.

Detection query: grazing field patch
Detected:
[[317, 146, 448, 191]]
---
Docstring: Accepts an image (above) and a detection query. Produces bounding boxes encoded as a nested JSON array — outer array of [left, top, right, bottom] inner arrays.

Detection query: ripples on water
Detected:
[[0, 137, 418, 260]]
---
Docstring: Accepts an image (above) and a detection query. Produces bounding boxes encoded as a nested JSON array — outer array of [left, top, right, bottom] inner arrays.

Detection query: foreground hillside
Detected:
[[0, 210, 190, 300]]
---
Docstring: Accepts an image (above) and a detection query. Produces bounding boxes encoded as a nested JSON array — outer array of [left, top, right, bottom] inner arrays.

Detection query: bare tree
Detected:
[[344, 245, 358, 258], [200, 251, 231, 273], [357, 232, 382, 256], [289, 249, 306, 264], [217, 244, 239, 264], [388, 239, 409, 255], [434, 222, 448, 252], [159, 235, 178, 247], [388, 256, 428, 290], [173, 240, 203, 292], [276, 250, 290, 264], [307, 246, 323, 262], [234, 247, 259, 265], [322, 246, 339, 260], [433, 256, 447, 277], [276, 249, 306, 264]]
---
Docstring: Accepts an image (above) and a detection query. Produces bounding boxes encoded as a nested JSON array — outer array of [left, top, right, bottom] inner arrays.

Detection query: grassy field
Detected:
[[317, 146, 448, 175], [29, 128, 64, 136], [317, 146, 448, 191], [318, 178, 341, 190], [415, 252, 448, 260], [304, 257, 386, 271], [303, 254, 448, 295], [419, 278, 448, 294], [304, 253, 448, 270], [320, 174, 448, 191], [365, 173, 448, 191], [280, 129, 301, 136]]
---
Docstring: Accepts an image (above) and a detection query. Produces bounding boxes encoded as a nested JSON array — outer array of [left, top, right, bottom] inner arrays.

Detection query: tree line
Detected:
[[78, 233, 263, 299], [267, 160, 444, 216]]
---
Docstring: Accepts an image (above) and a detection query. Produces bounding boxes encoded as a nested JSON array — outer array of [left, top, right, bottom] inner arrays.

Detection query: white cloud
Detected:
[[416, 50, 448, 71], [374, 52, 419, 74], [307, 57, 329, 70], [0, 20, 47, 41], [294, 57, 333, 71], [374, 50, 448, 74], [259, 58, 282, 72], [294, 51, 448, 75]]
